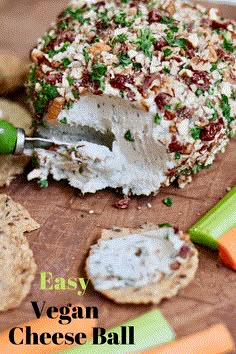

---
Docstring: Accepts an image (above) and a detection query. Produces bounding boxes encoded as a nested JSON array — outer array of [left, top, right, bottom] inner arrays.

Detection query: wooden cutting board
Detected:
[[0, 0, 236, 350]]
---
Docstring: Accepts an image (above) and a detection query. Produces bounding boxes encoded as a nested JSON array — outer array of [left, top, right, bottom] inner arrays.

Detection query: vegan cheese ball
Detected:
[[27, 0, 236, 195]]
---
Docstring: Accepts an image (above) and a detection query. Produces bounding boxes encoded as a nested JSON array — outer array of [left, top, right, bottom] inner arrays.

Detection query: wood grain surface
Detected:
[[0, 0, 236, 352]]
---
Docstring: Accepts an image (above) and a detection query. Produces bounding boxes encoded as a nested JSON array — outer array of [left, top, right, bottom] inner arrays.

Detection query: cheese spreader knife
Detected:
[[0, 120, 73, 155]]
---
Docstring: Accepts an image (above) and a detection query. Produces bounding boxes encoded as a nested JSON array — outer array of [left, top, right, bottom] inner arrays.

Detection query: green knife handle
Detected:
[[0, 120, 18, 155]]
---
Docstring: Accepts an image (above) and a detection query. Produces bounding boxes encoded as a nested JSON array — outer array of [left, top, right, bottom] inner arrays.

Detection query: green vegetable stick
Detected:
[[58, 309, 175, 354], [189, 186, 236, 249]]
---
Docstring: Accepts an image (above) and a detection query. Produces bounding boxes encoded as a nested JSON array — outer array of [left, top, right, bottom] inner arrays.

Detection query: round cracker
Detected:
[[0, 52, 28, 95], [86, 224, 199, 304], [0, 228, 37, 311], [0, 99, 34, 186]]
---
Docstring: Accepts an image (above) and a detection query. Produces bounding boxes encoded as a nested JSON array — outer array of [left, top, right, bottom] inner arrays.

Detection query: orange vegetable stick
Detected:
[[0, 304, 97, 354], [218, 227, 236, 271], [139, 324, 235, 354]]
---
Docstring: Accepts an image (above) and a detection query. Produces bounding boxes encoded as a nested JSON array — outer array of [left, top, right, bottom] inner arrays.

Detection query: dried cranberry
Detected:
[[148, 9, 161, 23], [168, 136, 184, 153], [173, 226, 179, 234], [138, 74, 159, 96], [81, 70, 92, 87], [155, 93, 170, 111], [187, 22, 194, 32], [95, 20, 108, 31], [154, 38, 167, 51], [217, 48, 234, 62], [126, 88, 136, 101], [179, 245, 190, 259], [191, 70, 210, 90], [177, 106, 194, 119], [200, 122, 222, 141], [170, 261, 181, 270], [61, 30, 76, 43], [110, 74, 134, 90], [95, 1, 105, 6], [211, 20, 231, 30], [165, 111, 175, 120], [113, 197, 130, 209], [201, 18, 211, 27], [46, 73, 62, 85], [186, 49, 195, 59]]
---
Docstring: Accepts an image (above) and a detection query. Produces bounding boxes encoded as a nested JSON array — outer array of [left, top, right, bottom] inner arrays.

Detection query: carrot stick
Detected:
[[218, 227, 236, 271], [0, 304, 97, 354], [139, 324, 235, 354]]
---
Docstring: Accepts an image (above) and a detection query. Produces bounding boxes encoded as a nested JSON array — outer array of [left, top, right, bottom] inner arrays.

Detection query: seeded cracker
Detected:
[[0, 228, 37, 311], [86, 224, 198, 304], [0, 195, 39, 311], [0, 99, 33, 187], [0, 194, 40, 233]]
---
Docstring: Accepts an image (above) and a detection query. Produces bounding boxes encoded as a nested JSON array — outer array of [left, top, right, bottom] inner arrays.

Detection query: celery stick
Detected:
[[58, 309, 175, 354], [189, 186, 236, 249]]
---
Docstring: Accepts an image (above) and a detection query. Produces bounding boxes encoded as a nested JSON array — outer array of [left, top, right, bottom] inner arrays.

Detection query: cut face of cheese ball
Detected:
[[27, 0, 236, 195], [86, 224, 198, 304]]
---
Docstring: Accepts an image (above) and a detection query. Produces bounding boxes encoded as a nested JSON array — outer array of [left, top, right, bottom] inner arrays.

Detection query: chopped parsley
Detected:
[[90, 62, 107, 91], [99, 11, 110, 27], [62, 58, 71, 67], [79, 166, 84, 174], [205, 99, 214, 109], [119, 90, 124, 98], [196, 89, 204, 97], [160, 16, 175, 24], [83, 48, 91, 62], [48, 41, 71, 58], [158, 223, 172, 228], [164, 48, 173, 57], [72, 89, 79, 99], [64, 6, 89, 24], [60, 117, 68, 124], [133, 62, 142, 71], [175, 152, 181, 160], [154, 113, 162, 125], [111, 33, 127, 46], [163, 198, 173, 207], [42, 34, 54, 47], [208, 87, 215, 95], [190, 127, 201, 140], [124, 130, 135, 142], [59, 21, 69, 30], [38, 179, 48, 188], [148, 2, 156, 10], [163, 67, 170, 73], [66, 76, 74, 86], [222, 32, 234, 53], [220, 94, 233, 125], [165, 104, 171, 111], [65, 101, 74, 109], [28, 66, 38, 83], [169, 25, 179, 33], [166, 31, 186, 49], [34, 82, 59, 114], [192, 163, 211, 175], [135, 28, 156, 58], [117, 52, 132, 67], [114, 11, 132, 27], [92, 37, 101, 43], [210, 63, 218, 72]]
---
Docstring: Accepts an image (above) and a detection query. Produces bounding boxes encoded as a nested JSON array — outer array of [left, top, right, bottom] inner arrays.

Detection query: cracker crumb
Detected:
[[147, 203, 152, 209]]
